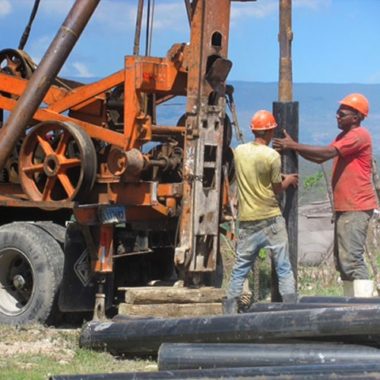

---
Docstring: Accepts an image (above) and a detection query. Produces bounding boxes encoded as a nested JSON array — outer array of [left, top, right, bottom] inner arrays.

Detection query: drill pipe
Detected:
[[300, 296, 380, 304], [50, 363, 380, 380], [157, 342, 380, 370], [0, 0, 100, 172], [80, 305, 380, 355]]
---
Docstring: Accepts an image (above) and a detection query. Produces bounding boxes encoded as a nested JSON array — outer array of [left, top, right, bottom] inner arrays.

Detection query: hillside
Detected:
[[232, 82, 380, 150], [158, 81, 380, 149]]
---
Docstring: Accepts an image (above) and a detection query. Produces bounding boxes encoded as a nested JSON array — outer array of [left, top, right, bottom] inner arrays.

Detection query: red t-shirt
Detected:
[[330, 127, 378, 212]]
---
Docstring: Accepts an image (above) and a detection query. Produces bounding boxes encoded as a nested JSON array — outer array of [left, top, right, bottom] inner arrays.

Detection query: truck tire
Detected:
[[33, 221, 65, 284], [0, 222, 64, 325]]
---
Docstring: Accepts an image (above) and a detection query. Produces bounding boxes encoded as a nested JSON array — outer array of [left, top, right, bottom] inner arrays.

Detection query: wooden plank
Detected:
[[119, 287, 226, 304], [118, 302, 223, 318]]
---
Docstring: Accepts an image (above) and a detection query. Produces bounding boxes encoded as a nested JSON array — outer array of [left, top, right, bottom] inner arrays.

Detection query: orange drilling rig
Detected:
[[0, 0, 250, 325]]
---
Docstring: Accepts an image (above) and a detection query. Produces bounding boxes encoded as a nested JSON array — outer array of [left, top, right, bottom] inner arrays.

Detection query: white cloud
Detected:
[[231, 0, 331, 22], [152, 3, 188, 31], [40, 0, 74, 15], [43, 1, 187, 32], [231, 1, 277, 21], [293, 0, 332, 11], [88, 1, 186, 34], [71, 62, 93, 78], [0, 0, 11, 17], [6, 1, 187, 39], [90, 2, 136, 32]]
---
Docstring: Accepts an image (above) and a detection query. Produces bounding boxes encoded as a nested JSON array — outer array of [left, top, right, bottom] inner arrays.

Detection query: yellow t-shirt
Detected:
[[234, 142, 282, 221]]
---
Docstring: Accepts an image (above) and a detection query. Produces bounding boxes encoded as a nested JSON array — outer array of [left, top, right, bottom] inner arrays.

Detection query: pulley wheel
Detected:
[[19, 121, 97, 202], [0, 48, 35, 79]]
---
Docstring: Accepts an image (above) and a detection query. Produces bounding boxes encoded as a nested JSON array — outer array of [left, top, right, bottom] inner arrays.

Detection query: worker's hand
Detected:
[[272, 130, 295, 151], [282, 173, 298, 188]]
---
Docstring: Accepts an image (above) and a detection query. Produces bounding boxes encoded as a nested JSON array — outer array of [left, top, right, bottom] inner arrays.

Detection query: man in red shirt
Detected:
[[273, 93, 378, 297]]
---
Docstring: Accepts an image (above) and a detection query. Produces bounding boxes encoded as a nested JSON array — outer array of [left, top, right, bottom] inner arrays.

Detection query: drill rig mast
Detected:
[[0, 0, 250, 324]]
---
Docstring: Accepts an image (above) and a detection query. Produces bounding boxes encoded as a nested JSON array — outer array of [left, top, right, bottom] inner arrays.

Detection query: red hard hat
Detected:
[[339, 93, 369, 117], [250, 110, 277, 131]]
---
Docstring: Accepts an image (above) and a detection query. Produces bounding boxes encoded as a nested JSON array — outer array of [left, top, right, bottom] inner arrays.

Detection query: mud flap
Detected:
[[58, 222, 113, 312]]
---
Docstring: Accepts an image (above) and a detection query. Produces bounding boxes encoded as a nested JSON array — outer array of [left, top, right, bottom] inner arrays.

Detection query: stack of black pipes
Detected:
[[50, 296, 380, 379]]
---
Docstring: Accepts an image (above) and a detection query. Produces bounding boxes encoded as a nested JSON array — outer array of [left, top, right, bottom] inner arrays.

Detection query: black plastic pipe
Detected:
[[50, 363, 380, 380], [246, 302, 369, 313], [157, 342, 380, 370], [300, 296, 380, 304], [80, 305, 380, 355]]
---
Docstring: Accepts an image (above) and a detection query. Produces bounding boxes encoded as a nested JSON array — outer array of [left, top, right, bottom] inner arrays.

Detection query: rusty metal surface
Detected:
[[0, 0, 100, 172], [175, 0, 232, 280], [278, 0, 293, 102], [133, 0, 144, 55], [18, 120, 97, 202]]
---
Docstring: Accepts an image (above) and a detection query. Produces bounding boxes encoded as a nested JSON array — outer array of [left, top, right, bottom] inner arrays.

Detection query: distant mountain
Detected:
[[232, 82, 380, 150], [157, 81, 380, 152]]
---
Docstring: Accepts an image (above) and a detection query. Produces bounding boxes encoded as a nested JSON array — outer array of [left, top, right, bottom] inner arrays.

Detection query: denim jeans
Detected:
[[228, 215, 295, 299], [334, 210, 373, 281]]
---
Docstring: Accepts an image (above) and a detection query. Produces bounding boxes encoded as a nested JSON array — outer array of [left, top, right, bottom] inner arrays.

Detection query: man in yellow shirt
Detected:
[[225, 110, 298, 313]]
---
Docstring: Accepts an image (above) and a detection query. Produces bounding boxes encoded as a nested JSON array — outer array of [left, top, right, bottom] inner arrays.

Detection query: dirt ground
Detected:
[[0, 323, 157, 378], [0, 324, 79, 364]]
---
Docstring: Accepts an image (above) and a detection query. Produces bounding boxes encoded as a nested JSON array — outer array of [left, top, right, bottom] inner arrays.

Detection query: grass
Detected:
[[1, 353, 155, 380], [0, 349, 157, 380], [0, 325, 156, 380], [298, 265, 342, 296]]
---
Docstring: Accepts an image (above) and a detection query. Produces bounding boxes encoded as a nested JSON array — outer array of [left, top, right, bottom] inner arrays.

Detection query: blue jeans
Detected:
[[228, 216, 295, 299]]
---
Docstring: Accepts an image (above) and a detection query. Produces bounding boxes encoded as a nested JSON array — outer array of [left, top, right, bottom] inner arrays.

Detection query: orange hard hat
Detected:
[[250, 110, 277, 131], [339, 93, 369, 117]]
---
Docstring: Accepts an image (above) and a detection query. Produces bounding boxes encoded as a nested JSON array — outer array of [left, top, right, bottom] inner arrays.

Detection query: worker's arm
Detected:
[[272, 130, 338, 163], [272, 173, 298, 195]]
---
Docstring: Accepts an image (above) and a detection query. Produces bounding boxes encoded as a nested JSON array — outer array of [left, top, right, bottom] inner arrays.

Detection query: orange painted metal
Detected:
[[0, 0, 101, 173], [151, 125, 185, 135], [93, 224, 114, 273], [0, 96, 128, 147], [49, 70, 124, 113], [72, 182, 181, 225], [0, 53, 185, 155], [0, 0, 235, 284], [106, 182, 182, 206], [0, 73, 69, 105], [175, 0, 231, 274], [123, 55, 187, 149]]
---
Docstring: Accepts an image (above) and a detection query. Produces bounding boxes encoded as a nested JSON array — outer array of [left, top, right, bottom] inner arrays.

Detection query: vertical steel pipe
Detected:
[[278, 0, 293, 102], [272, 0, 298, 300], [133, 0, 144, 55], [0, 0, 100, 172]]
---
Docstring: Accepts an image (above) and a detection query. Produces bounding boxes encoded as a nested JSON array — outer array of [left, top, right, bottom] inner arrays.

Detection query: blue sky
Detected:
[[0, 0, 379, 84]]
